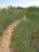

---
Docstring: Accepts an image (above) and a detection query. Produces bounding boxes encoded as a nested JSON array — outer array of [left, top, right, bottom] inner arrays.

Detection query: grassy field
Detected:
[[0, 6, 39, 52], [10, 20, 39, 52], [0, 8, 24, 35], [10, 7, 39, 52]]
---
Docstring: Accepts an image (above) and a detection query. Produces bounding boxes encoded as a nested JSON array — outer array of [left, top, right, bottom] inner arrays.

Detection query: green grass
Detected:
[[25, 7, 39, 23], [0, 7, 39, 52], [10, 20, 39, 52], [0, 8, 24, 35], [10, 7, 39, 52]]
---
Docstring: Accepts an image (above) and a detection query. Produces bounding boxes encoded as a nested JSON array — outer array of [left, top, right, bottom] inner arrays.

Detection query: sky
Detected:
[[0, 0, 39, 8]]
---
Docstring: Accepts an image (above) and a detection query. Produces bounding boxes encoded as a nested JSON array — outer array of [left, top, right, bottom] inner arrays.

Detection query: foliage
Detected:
[[10, 20, 39, 52]]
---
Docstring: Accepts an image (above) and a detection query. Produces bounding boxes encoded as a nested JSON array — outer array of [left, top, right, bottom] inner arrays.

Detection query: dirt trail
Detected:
[[23, 15, 30, 22], [0, 20, 20, 52]]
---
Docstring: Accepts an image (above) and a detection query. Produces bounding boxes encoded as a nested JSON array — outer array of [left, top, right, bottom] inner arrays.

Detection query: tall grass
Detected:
[[10, 6, 39, 52], [0, 8, 24, 35], [10, 20, 39, 52]]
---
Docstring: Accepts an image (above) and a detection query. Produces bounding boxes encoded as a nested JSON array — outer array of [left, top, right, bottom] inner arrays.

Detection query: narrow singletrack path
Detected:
[[0, 20, 20, 52]]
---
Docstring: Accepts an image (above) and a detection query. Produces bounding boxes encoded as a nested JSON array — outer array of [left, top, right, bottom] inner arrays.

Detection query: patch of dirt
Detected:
[[0, 20, 20, 52], [23, 15, 30, 22]]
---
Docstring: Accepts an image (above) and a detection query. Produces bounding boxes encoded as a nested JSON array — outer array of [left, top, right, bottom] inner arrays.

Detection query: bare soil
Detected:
[[0, 20, 20, 52]]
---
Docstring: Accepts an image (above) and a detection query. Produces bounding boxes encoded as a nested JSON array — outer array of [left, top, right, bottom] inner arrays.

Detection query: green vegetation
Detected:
[[25, 6, 39, 23], [10, 6, 39, 52], [10, 20, 39, 52], [0, 7, 24, 35], [0, 6, 39, 52]]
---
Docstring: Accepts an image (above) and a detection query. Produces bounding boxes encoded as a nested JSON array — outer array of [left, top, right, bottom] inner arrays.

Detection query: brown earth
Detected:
[[0, 20, 20, 52]]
